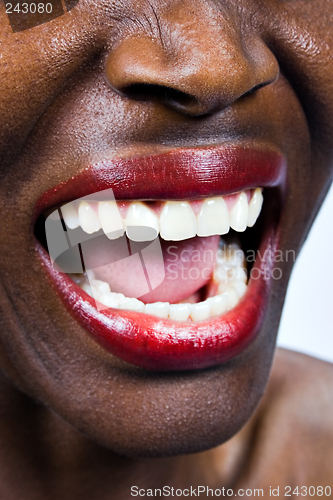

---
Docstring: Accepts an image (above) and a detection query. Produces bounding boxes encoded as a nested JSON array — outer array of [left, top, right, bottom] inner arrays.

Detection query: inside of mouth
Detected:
[[34, 189, 264, 322]]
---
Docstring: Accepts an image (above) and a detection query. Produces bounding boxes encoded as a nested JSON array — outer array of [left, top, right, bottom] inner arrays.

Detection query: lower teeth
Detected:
[[70, 240, 247, 322]]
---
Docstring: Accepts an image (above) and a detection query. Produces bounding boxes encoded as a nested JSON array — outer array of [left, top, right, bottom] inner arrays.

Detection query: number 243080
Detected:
[[285, 485, 331, 497], [5, 3, 53, 14]]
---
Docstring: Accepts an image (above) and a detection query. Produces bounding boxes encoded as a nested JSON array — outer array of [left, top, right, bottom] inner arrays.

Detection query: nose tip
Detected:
[[105, 37, 201, 115], [106, 17, 279, 117]]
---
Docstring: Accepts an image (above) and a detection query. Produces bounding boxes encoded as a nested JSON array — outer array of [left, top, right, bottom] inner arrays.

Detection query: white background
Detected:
[[277, 183, 333, 363]]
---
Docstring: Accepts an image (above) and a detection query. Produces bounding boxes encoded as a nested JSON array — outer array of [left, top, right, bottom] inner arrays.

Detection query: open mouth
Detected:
[[34, 145, 286, 371]]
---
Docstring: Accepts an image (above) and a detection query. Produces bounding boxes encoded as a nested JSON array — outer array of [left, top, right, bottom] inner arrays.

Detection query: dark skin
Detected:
[[0, 0, 333, 498]]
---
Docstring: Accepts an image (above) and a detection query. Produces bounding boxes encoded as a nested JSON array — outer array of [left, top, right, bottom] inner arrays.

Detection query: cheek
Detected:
[[0, 10, 106, 172], [261, 0, 333, 166]]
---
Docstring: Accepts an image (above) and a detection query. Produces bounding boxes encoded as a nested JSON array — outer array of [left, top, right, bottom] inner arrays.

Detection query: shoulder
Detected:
[[238, 348, 333, 488], [266, 347, 333, 419]]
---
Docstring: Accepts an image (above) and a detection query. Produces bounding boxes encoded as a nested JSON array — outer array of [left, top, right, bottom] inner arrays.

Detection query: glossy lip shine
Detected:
[[35, 145, 286, 371]]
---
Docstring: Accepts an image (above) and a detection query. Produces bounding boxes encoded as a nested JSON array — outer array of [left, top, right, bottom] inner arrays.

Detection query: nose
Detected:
[[105, 4, 279, 117]]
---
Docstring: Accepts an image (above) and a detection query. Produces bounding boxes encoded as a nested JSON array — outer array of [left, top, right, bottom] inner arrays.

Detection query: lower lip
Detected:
[[36, 224, 277, 371]]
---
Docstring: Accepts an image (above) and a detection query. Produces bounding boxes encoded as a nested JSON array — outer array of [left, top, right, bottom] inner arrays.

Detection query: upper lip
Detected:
[[34, 144, 286, 372], [34, 144, 286, 221]]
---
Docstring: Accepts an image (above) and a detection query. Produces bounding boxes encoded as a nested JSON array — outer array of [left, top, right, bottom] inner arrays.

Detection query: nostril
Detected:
[[121, 83, 197, 109]]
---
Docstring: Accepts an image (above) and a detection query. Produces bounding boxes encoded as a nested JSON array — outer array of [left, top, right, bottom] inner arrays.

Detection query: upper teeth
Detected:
[[59, 189, 263, 242]]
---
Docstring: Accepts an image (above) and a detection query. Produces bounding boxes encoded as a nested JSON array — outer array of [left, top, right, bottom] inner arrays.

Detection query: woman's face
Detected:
[[0, 0, 332, 457]]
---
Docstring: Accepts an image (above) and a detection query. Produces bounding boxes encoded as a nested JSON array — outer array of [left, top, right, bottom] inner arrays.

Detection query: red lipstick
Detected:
[[34, 146, 285, 219], [35, 145, 286, 371]]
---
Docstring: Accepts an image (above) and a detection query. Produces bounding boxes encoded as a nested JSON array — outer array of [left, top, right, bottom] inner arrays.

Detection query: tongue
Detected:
[[80, 233, 220, 303]]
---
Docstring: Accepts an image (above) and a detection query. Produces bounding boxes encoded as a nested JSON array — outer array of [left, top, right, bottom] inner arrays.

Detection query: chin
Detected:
[[47, 327, 278, 459]]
